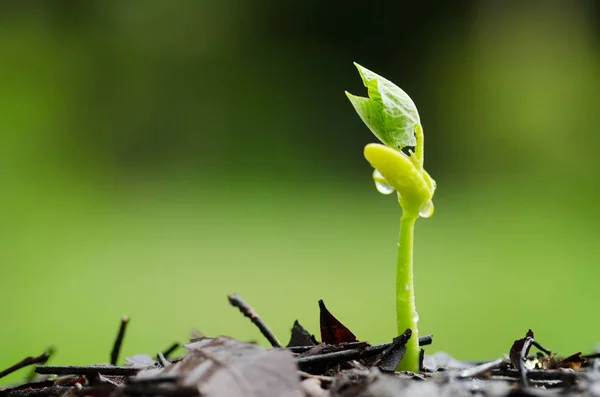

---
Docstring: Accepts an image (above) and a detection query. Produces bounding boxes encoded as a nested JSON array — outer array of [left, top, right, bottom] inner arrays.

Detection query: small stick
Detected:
[[227, 293, 281, 348], [458, 358, 506, 379], [418, 334, 433, 346], [289, 342, 365, 354], [297, 343, 393, 367], [531, 340, 552, 356], [0, 348, 54, 379], [288, 334, 433, 354], [156, 352, 170, 368], [110, 316, 130, 365], [161, 342, 180, 359], [582, 352, 600, 360], [519, 335, 534, 387], [36, 365, 140, 376], [127, 375, 179, 384]]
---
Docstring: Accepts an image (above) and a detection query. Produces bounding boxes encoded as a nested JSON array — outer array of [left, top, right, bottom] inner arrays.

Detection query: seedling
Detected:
[[346, 63, 436, 372]]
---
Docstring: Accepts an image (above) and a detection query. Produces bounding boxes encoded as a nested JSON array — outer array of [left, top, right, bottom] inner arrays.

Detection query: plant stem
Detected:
[[396, 213, 419, 372]]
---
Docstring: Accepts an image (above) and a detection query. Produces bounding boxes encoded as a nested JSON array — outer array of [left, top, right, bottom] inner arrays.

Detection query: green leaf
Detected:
[[347, 63, 420, 150], [345, 93, 386, 142]]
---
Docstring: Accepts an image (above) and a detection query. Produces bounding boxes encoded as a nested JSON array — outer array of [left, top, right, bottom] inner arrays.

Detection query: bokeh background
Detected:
[[1, 0, 600, 383]]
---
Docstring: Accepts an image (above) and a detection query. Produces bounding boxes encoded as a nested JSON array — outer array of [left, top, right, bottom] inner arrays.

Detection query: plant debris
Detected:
[[110, 316, 129, 366], [373, 329, 412, 372], [227, 293, 282, 348], [174, 336, 303, 396], [1, 297, 598, 397], [0, 349, 54, 381], [287, 320, 318, 348], [507, 329, 583, 388], [319, 300, 358, 345], [160, 342, 180, 360]]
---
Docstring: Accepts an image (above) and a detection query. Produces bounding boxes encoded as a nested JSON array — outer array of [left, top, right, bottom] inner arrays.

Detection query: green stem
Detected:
[[396, 213, 419, 372]]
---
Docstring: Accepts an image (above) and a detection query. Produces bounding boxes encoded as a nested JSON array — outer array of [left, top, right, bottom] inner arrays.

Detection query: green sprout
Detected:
[[346, 63, 436, 372]]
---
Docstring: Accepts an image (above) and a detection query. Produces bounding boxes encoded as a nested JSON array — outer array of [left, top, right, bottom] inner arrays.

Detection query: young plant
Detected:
[[346, 63, 436, 372]]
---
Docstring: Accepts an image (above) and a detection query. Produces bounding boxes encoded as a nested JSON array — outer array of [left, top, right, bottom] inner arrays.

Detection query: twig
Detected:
[[288, 342, 362, 354], [227, 293, 281, 348], [111, 316, 130, 365], [157, 352, 170, 368], [296, 335, 433, 368], [531, 340, 552, 356], [162, 342, 180, 359], [582, 352, 600, 360], [297, 342, 397, 368], [458, 358, 507, 379], [35, 365, 140, 376], [418, 334, 433, 347], [288, 334, 432, 354], [127, 375, 179, 384], [0, 349, 54, 379], [519, 335, 534, 387]]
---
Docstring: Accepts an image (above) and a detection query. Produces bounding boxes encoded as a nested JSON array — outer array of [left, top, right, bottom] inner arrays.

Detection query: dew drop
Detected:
[[419, 199, 434, 218], [404, 284, 409, 291], [413, 311, 419, 323], [372, 169, 395, 195]]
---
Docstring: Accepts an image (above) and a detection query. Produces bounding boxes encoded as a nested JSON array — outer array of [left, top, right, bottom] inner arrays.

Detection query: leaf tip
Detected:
[[353, 62, 370, 85]]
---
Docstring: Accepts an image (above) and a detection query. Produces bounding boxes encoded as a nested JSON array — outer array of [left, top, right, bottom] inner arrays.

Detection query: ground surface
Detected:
[[2, 297, 598, 397]]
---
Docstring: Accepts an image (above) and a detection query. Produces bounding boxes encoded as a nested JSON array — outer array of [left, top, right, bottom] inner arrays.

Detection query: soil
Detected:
[[1, 295, 598, 397]]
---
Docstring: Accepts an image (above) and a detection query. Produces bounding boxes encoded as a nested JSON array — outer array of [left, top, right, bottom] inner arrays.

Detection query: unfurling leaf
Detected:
[[346, 63, 419, 151]]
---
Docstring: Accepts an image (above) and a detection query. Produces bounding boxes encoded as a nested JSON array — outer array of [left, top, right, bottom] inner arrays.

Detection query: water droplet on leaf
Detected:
[[419, 199, 434, 218], [404, 284, 409, 291], [372, 169, 394, 195]]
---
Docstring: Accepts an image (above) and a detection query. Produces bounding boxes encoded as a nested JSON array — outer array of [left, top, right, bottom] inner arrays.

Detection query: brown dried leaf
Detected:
[[557, 352, 586, 370], [543, 352, 586, 370], [319, 300, 358, 345]]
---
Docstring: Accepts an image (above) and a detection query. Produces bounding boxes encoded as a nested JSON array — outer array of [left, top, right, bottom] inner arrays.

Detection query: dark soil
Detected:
[[1, 294, 598, 397]]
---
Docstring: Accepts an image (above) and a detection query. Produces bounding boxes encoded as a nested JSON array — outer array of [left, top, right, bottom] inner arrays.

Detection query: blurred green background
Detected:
[[1, 0, 600, 383]]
